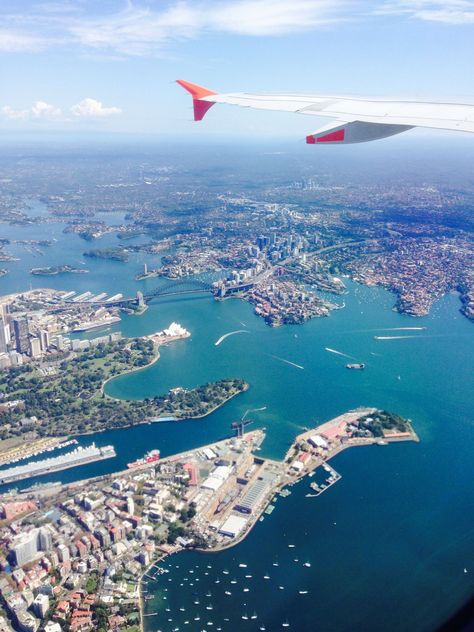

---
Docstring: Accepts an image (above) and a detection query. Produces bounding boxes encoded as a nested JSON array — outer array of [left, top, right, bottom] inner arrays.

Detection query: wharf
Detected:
[[0, 444, 116, 484]]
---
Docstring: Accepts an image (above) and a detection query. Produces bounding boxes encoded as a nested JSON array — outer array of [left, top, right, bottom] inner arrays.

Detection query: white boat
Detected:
[[299, 590, 309, 594], [225, 591, 232, 595], [303, 562, 311, 568], [288, 544, 295, 548], [239, 563, 247, 568], [251, 613, 258, 620], [245, 574, 252, 578], [242, 614, 249, 620], [243, 588, 250, 592], [263, 575, 270, 579]]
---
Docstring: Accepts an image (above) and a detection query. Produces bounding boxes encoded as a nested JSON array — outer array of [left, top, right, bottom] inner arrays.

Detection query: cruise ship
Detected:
[[127, 449, 161, 469], [0, 443, 116, 484]]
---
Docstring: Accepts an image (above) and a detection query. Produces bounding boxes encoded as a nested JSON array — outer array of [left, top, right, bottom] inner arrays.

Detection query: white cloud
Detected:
[[209, 0, 346, 36], [0, 29, 46, 52], [1, 105, 29, 120], [31, 100, 62, 119], [376, 0, 474, 23], [0, 1, 352, 57], [70, 98, 122, 118], [0, 0, 471, 58], [1, 98, 120, 123]]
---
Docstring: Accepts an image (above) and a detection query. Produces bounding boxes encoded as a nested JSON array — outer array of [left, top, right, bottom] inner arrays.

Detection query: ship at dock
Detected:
[[127, 449, 160, 469], [0, 443, 116, 485]]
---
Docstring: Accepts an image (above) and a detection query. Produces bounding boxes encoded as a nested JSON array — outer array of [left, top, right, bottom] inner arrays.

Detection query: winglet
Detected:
[[176, 79, 217, 121]]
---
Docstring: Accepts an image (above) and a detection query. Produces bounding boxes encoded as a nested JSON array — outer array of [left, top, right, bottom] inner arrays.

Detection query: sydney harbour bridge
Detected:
[[62, 277, 255, 308]]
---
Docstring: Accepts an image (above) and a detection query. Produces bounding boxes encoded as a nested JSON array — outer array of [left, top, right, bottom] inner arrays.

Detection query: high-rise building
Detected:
[[12, 530, 38, 566], [56, 543, 70, 563], [39, 330, 49, 352], [0, 319, 10, 353], [12, 317, 30, 354], [0, 303, 10, 322], [32, 594, 49, 619], [29, 338, 42, 358], [38, 527, 52, 551]]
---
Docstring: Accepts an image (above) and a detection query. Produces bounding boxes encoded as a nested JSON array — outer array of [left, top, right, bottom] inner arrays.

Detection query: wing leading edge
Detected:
[[176, 79, 474, 145]]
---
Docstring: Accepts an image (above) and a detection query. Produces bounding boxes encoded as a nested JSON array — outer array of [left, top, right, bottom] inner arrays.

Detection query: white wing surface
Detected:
[[176, 79, 474, 145]]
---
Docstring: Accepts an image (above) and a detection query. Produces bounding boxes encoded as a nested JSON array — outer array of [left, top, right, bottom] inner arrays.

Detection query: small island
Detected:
[[30, 265, 89, 276], [84, 247, 129, 262]]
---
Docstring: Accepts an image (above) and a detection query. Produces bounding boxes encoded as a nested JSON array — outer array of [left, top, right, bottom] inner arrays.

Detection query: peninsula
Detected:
[[0, 408, 418, 632], [0, 325, 248, 441]]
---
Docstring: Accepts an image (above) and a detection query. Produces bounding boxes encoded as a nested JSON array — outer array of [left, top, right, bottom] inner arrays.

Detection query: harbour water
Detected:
[[1, 201, 474, 631]]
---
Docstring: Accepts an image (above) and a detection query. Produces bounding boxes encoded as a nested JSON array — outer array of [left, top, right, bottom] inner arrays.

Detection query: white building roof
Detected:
[[212, 465, 232, 480], [309, 434, 328, 448], [219, 515, 248, 538], [201, 476, 224, 491]]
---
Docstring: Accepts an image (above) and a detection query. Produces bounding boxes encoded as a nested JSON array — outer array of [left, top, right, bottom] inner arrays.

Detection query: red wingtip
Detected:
[[176, 79, 217, 121], [176, 79, 216, 100], [306, 134, 316, 144]]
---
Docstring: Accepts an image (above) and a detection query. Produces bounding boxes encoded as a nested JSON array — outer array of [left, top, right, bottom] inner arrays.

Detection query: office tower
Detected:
[[29, 337, 42, 358], [0, 319, 10, 353], [13, 317, 29, 354], [12, 530, 38, 566], [39, 330, 49, 352]]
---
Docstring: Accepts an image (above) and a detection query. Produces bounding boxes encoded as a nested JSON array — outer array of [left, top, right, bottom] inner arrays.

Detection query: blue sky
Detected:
[[1, 0, 473, 139]]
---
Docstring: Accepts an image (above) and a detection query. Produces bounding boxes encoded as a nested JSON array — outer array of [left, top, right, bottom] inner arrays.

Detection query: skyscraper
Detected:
[[12, 317, 29, 354], [12, 530, 38, 566], [0, 318, 10, 353], [29, 337, 42, 358]]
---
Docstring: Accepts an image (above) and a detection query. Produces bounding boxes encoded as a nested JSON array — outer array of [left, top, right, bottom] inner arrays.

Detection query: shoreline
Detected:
[[138, 413, 419, 630]]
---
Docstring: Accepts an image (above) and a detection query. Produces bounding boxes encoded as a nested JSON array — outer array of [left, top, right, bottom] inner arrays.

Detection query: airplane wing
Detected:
[[176, 79, 474, 145]]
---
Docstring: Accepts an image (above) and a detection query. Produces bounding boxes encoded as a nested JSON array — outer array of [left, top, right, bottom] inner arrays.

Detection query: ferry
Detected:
[[127, 449, 160, 469]]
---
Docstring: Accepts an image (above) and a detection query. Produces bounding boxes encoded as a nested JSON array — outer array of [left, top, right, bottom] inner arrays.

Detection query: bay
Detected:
[[1, 205, 473, 631]]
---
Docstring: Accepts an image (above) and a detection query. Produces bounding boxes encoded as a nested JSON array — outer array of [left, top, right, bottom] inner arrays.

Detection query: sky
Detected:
[[0, 0, 473, 140]]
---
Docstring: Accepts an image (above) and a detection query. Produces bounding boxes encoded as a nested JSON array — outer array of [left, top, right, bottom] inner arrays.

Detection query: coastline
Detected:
[[137, 413, 419, 630]]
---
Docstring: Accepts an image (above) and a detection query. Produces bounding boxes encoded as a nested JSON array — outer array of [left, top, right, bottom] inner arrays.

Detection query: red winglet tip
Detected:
[[306, 135, 316, 144], [176, 79, 216, 99]]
